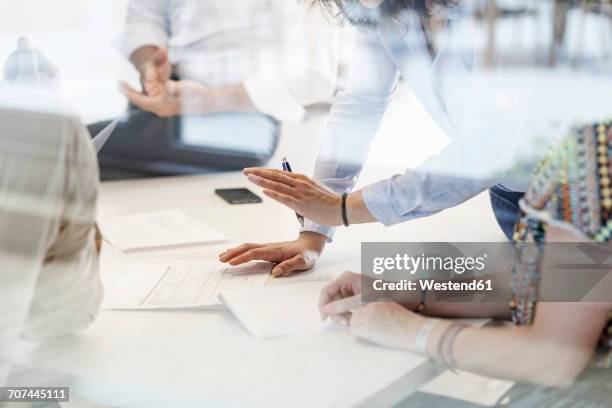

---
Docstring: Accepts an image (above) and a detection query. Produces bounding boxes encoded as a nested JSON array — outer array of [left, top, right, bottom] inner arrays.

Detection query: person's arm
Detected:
[[0, 106, 53, 385], [300, 29, 400, 239], [116, 0, 170, 64], [440, 302, 608, 386], [322, 272, 608, 386], [319, 271, 511, 325], [121, 4, 339, 119], [21, 116, 103, 340], [1, 41, 69, 385], [242, 4, 339, 122], [347, 301, 607, 387], [219, 30, 398, 275]]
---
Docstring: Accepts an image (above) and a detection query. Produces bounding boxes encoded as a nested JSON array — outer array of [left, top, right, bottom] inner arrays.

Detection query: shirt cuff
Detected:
[[115, 24, 168, 60], [300, 219, 335, 243], [243, 68, 306, 122], [362, 180, 414, 227]]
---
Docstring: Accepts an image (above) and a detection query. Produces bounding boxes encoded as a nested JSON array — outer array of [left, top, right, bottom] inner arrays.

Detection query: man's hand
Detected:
[[219, 232, 327, 278], [120, 78, 256, 118], [243, 168, 344, 227], [120, 79, 210, 117], [131, 46, 171, 96]]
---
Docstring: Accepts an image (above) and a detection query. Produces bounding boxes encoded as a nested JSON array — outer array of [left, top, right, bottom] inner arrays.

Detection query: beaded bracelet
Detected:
[[415, 319, 439, 356], [435, 322, 469, 373]]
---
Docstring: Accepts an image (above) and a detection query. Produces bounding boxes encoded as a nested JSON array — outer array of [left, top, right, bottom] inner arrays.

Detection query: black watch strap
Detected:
[[341, 192, 350, 227]]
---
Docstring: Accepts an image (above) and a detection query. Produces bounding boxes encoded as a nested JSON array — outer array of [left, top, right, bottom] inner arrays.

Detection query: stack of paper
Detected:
[[98, 209, 228, 251], [219, 281, 331, 339], [103, 261, 271, 310]]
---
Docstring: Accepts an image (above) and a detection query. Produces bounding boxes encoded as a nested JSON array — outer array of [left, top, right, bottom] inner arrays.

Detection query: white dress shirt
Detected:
[[118, 0, 339, 122], [302, 9, 539, 240], [0, 86, 103, 383]]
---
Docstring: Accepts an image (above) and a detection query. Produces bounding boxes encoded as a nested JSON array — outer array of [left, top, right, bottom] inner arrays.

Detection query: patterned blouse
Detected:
[[512, 120, 612, 368]]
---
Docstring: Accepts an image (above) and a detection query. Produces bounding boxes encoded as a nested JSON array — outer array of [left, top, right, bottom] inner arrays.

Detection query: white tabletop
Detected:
[[13, 111, 507, 407]]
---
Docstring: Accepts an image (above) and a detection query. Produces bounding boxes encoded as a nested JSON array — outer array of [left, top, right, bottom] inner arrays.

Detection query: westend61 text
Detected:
[[373, 279, 494, 292]]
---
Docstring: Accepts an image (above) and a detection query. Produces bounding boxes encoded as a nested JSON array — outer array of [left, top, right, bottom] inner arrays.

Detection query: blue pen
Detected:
[[282, 157, 305, 227]]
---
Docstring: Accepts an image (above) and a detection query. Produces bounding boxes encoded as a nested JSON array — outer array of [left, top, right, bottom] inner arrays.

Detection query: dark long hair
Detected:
[[309, 0, 454, 27]]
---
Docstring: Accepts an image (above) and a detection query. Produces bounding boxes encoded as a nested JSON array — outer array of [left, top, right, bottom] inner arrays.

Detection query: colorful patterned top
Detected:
[[512, 120, 612, 368]]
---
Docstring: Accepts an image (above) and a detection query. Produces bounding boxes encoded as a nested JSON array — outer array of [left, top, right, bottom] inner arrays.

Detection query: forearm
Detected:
[[298, 231, 328, 253], [215, 83, 256, 113], [420, 302, 608, 386], [344, 190, 377, 225], [420, 302, 510, 319], [190, 83, 257, 114], [433, 325, 591, 386]]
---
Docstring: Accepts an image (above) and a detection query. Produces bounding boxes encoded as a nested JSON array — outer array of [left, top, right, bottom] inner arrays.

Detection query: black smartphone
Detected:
[[215, 188, 263, 205]]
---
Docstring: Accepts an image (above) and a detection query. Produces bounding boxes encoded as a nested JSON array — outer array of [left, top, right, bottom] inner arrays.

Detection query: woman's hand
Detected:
[[319, 271, 365, 324], [349, 302, 426, 351], [219, 232, 327, 278], [243, 168, 343, 227], [320, 272, 426, 351]]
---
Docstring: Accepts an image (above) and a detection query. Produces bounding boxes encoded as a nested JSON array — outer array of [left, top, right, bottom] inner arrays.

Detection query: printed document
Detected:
[[219, 281, 331, 339], [99, 209, 228, 251], [103, 262, 271, 310]]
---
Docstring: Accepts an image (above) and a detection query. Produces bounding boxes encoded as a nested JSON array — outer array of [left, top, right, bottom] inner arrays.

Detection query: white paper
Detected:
[[103, 262, 271, 310], [99, 209, 228, 251], [92, 118, 119, 153], [419, 370, 514, 406], [219, 281, 331, 339]]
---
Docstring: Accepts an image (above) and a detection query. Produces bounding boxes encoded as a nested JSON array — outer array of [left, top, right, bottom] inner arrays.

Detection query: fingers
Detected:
[[324, 295, 363, 316], [153, 48, 169, 68], [262, 189, 299, 209], [248, 174, 298, 198], [319, 271, 362, 320], [272, 253, 309, 278], [142, 63, 158, 84], [244, 168, 298, 187], [120, 81, 154, 111], [319, 279, 343, 319], [219, 243, 263, 263], [330, 312, 351, 326], [226, 246, 284, 266]]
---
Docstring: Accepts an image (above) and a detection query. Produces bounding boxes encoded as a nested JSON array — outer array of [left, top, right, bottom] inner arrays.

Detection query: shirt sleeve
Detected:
[[0, 105, 55, 382], [301, 30, 400, 240], [116, 0, 170, 59], [0, 98, 102, 381], [303, 12, 523, 238], [243, 5, 339, 122], [21, 116, 103, 341]]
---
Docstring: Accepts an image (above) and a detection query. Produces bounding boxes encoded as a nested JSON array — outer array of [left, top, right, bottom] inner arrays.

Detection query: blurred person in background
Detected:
[[90, 0, 338, 179], [0, 38, 103, 385]]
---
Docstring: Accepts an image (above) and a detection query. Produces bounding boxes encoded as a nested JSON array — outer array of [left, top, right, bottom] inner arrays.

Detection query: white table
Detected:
[[13, 113, 507, 408]]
